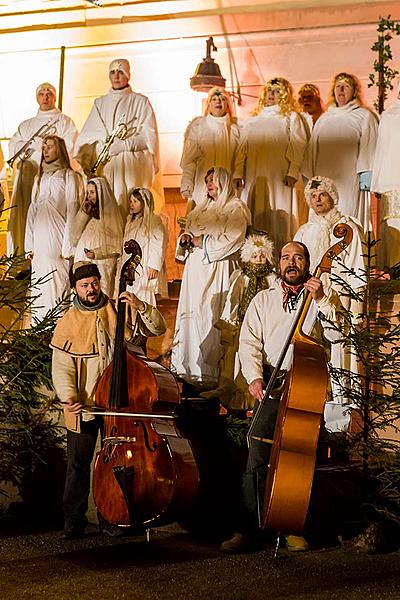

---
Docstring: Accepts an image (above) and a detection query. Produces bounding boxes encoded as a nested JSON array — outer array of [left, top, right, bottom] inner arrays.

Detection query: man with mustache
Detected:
[[50, 261, 166, 540], [221, 241, 344, 553]]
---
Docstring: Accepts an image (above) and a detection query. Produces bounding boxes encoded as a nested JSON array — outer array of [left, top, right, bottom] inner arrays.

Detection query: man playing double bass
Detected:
[[221, 241, 344, 553], [50, 261, 166, 540]]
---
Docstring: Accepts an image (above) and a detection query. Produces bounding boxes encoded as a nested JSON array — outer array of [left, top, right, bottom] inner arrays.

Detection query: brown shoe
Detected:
[[220, 532, 253, 554], [285, 535, 309, 552]]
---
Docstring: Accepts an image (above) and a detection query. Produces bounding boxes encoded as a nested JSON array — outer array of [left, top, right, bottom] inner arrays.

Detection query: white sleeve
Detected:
[[357, 109, 379, 174], [286, 112, 309, 179], [180, 120, 201, 196], [147, 216, 167, 271], [24, 178, 39, 253], [238, 297, 266, 384], [52, 349, 78, 404], [202, 206, 247, 263]]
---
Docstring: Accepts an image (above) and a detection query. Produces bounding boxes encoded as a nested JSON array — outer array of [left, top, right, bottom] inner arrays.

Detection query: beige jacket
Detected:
[[50, 296, 166, 432]]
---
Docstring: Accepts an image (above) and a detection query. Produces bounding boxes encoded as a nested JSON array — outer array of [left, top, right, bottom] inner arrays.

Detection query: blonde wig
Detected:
[[327, 72, 365, 108], [204, 87, 236, 122], [253, 77, 297, 116]]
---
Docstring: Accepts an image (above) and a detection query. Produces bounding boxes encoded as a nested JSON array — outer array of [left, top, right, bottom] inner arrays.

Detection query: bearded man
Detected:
[[75, 58, 163, 217], [221, 241, 344, 553], [51, 261, 166, 539], [8, 82, 77, 255]]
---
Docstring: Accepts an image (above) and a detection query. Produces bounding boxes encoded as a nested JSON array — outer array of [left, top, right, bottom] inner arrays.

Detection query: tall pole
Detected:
[[58, 46, 66, 111], [378, 34, 385, 114]]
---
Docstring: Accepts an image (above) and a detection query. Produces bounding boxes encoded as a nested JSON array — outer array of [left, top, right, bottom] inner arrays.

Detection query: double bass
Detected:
[[247, 223, 353, 537], [90, 240, 199, 530]]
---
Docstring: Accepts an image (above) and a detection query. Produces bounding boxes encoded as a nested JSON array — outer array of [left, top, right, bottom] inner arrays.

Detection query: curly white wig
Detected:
[[240, 234, 274, 264], [304, 176, 339, 207]]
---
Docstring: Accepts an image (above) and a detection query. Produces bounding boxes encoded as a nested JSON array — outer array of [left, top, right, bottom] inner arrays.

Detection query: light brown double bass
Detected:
[[90, 240, 199, 530], [247, 223, 353, 537]]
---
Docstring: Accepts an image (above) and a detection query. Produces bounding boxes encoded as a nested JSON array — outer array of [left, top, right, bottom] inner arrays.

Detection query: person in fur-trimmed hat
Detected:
[[201, 232, 274, 413], [50, 260, 166, 540], [294, 175, 366, 433]]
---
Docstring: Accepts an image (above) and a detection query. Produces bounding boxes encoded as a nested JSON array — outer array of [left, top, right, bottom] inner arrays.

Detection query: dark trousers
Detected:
[[240, 396, 279, 533], [63, 418, 102, 530]]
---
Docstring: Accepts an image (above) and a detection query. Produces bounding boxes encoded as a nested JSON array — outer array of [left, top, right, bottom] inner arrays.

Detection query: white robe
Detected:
[[75, 87, 163, 218], [294, 210, 366, 431], [241, 106, 309, 250], [117, 213, 168, 306], [303, 100, 378, 230], [72, 177, 124, 298], [171, 199, 250, 385], [180, 114, 243, 204], [25, 168, 81, 321], [74, 217, 123, 298], [8, 108, 77, 255], [371, 99, 400, 267]]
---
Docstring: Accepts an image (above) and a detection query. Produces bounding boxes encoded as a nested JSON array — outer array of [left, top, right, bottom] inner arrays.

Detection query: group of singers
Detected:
[[4, 57, 400, 548]]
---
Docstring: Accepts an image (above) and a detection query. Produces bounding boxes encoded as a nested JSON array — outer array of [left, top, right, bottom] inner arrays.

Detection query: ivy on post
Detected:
[[369, 15, 400, 114]]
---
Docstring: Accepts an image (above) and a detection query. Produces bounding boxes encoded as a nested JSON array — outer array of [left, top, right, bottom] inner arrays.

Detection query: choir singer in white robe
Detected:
[[180, 87, 243, 206], [25, 136, 82, 321], [371, 85, 400, 268], [116, 187, 168, 306], [240, 77, 309, 252], [171, 167, 251, 386], [303, 73, 378, 230], [294, 175, 366, 431], [72, 176, 124, 298], [8, 82, 77, 255], [75, 58, 163, 218]]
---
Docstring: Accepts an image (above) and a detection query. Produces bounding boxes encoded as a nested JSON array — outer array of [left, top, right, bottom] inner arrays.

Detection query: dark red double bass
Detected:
[[91, 241, 199, 529], [248, 223, 353, 536]]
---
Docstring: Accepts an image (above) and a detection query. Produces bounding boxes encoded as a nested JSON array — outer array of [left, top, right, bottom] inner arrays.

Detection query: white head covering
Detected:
[[87, 176, 124, 256], [188, 166, 251, 235], [304, 175, 339, 207], [127, 187, 154, 236], [240, 234, 274, 264], [36, 82, 56, 98], [109, 58, 131, 79]]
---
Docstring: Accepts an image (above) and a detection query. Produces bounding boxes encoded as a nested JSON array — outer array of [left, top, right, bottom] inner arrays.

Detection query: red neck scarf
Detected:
[[281, 280, 304, 312]]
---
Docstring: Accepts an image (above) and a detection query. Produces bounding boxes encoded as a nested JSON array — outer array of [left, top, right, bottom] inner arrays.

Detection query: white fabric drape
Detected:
[[240, 105, 309, 251]]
